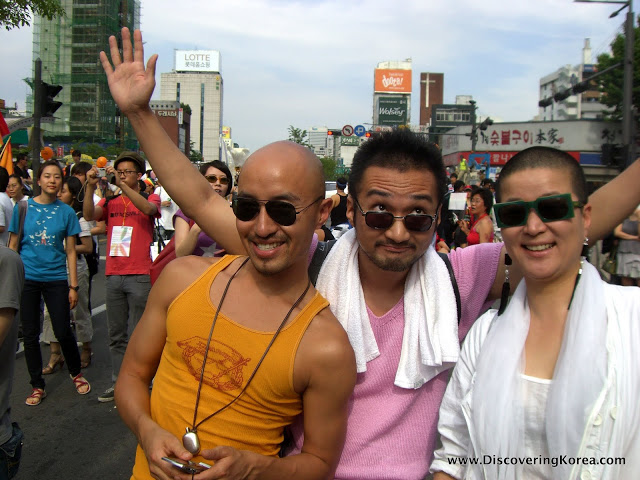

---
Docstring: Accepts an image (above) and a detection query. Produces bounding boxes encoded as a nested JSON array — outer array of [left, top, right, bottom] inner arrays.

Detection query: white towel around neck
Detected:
[[315, 229, 460, 389]]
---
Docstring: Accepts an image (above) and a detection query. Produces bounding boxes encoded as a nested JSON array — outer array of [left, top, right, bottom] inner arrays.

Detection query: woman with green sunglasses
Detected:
[[432, 147, 640, 479]]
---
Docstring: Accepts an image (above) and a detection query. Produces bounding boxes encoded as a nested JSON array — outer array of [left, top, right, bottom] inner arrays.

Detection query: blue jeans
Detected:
[[105, 275, 151, 382], [0, 423, 23, 480], [21, 279, 81, 389]]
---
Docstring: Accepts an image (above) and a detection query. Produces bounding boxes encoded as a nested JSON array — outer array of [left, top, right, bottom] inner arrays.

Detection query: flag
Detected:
[[0, 137, 12, 175], [0, 111, 9, 138], [0, 112, 13, 174]]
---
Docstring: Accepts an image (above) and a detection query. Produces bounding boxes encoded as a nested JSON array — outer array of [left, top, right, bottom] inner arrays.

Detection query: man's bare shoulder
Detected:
[[296, 303, 355, 383], [154, 255, 223, 300]]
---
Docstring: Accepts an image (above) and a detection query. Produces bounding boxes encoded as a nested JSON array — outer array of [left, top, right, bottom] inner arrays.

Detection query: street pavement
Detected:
[[10, 246, 139, 479]]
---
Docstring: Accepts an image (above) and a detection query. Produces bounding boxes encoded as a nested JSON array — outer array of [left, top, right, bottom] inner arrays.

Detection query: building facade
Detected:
[[539, 39, 607, 121], [419, 72, 444, 127], [307, 126, 333, 158], [30, 0, 140, 147], [149, 101, 190, 156], [440, 119, 622, 182], [160, 50, 223, 162]]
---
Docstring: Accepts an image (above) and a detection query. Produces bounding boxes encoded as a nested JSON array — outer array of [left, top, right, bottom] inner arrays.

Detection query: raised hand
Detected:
[[100, 27, 158, 117]]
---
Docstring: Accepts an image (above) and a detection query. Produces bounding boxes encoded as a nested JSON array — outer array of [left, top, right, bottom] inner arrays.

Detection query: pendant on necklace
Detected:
[[183, 428, 201, 455]]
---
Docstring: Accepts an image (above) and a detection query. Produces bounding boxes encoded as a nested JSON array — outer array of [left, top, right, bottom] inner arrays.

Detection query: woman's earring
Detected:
[[497, 253, 512, 315], [581, 237, 589, 258]]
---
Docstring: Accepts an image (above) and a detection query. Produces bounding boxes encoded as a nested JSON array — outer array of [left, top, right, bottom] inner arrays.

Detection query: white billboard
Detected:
[[175, 50, 221, 73]]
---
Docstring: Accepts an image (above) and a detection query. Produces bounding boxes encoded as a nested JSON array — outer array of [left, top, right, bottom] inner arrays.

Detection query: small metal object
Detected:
[[183, 428, 201, 455]]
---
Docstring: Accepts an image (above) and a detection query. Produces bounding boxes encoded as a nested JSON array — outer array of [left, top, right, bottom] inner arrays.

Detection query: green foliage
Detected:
[[1, 0, 65, 31], [596, 15, 640, 122], [180, 103, 192, 115], [287, 125, 312, 148], [319, 156, 337, 181], [188, 141, 203, 163]]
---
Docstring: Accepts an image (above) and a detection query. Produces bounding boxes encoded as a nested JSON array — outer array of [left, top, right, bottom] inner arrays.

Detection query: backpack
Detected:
[[76, 211, 100, 277], [307, 240, 462, 324]]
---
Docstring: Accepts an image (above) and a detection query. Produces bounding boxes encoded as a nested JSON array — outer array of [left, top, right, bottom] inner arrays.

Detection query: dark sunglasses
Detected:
[[205, 174, 229, 185], [354, 198, 437, 232], [232, 196, 324, 226], [494, 193, 584, 228]]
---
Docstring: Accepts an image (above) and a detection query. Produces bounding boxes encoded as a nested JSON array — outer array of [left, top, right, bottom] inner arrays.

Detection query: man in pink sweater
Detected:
[[100, 28, 640, 480]]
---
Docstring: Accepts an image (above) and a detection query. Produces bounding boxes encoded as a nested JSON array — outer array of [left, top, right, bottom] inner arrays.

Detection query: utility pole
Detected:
[[622, 2, 634, 166], [32, 58, 42, 196], [469, 100, 478, 151]]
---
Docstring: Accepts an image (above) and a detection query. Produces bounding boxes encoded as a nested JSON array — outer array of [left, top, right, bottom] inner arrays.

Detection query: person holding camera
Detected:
[[83, 151, 160, 403]]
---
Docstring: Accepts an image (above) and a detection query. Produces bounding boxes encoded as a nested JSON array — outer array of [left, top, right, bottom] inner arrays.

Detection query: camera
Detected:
[[97, 167, 107, 178]]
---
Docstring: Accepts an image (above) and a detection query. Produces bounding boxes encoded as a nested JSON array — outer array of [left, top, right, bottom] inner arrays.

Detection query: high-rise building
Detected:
[[372, 60, 412, 129], [30, 0, 140, 147], [160, 50, 223, 162], [539, 39, 606, 121], [419, 72, 443, 127], [307, 126, 333, 158]]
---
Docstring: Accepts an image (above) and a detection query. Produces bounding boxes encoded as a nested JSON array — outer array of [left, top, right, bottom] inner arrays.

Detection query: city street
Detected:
[[10, 243, 138, 479]]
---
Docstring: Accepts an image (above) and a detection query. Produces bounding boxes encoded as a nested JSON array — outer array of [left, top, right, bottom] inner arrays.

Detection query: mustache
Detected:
[[375, 240, 416, 249]]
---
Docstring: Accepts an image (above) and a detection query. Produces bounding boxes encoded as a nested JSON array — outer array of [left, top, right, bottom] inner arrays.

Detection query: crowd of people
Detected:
[[1, 25, 640, 479]]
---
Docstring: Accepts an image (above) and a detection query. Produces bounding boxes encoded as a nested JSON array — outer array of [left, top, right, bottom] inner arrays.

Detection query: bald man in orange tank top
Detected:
[[113, 141, 356, 480]]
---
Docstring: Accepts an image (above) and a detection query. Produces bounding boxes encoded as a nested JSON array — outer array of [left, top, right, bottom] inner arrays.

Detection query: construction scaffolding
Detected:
[[28, 0, 141, 148]]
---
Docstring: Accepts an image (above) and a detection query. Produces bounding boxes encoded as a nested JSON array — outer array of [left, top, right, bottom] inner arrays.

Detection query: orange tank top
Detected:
[[131, 255, 329, 479]]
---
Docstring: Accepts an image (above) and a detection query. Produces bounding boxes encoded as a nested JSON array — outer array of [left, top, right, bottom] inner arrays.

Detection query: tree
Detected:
[[596, 16, 640, 123], [319, 156, 337, 181], [188, 141, 203, 163], [1, 0, 65, 31], [287, 126, 312, 148]]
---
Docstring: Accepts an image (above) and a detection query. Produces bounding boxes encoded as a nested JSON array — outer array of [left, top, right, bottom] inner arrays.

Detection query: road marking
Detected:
[[92, 304, 106, 315]]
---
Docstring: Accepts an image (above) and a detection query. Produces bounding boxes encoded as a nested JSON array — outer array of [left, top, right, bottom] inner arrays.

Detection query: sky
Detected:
[[0, 0, 635, 153]]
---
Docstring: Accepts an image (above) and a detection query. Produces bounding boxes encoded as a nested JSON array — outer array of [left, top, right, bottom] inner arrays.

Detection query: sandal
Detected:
[[80, 345, 92, 369], [71, 373, 91, 395], [26, 388, 46, 406], [42, 354, 64, 375]]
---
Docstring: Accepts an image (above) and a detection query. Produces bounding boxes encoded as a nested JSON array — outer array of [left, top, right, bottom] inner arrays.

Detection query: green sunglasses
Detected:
[[494, 193, 584, 228]]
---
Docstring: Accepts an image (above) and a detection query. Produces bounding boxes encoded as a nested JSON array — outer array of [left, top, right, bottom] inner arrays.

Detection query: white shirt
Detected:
[[431, 283, 640, 480], [0, 192, 14, 246], [157, 186, 178, 231]]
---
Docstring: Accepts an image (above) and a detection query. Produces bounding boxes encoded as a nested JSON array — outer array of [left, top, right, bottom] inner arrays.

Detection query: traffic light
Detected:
[[601, 143, 625, 167], [327, 129, 341, 136], [41, 82, 63, 117], [572, 81, 590, 94], [538, 97, 553, 108], [365, 131, 372, 138], [553, 89, 572, 102], [479, 118, 493, 131]]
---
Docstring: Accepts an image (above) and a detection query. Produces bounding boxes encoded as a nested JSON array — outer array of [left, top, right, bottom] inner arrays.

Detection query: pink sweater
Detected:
[[293, 241, 503, 480]]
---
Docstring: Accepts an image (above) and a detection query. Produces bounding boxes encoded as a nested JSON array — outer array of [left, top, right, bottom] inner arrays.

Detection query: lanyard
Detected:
[[121, 196, 132, 226]]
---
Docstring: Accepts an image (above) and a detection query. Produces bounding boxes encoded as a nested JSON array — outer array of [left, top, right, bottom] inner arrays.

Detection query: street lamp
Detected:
[[575, 0, 634, 166]]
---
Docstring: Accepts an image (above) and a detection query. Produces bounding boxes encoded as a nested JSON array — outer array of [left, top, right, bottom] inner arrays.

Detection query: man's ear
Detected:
[[582, 202, 592, 239], [346, 195, 355, 225], [316, 198, 333, 228], [435, 203, 444, 229]]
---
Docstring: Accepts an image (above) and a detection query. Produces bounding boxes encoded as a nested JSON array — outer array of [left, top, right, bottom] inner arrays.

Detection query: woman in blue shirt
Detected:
[[9, 160, 91, 406]]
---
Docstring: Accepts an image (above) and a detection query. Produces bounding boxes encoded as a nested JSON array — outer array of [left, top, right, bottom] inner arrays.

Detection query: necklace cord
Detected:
[[190, 257, 250, 429], [190, 258, 312, 432]]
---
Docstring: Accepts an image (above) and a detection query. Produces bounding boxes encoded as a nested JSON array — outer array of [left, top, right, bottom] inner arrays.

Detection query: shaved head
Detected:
[[240, 141, 325, 199]]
